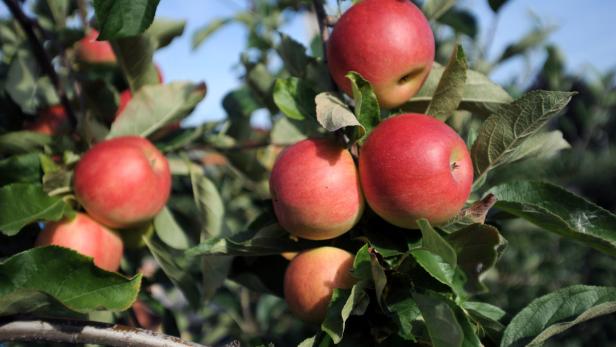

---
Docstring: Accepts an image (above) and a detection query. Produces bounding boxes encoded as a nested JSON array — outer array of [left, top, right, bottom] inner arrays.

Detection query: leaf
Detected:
[[270, 116, 321, 144], [463, 301, 506, 322], [417, 219, 457, 267], [0, 153, 41, 186], [0, 246, 141, 315], [491, 181, 616, 256], [413, 292, 463, 347], [385, 283, 421, 341], [192, 18, 232, 50], [422, 0, 456, 20], [471, 90, 575, 179], [447, 224, 507, 293], [93, 0, 160, 39], [145, 18, 186, 49], [190, 167, 225, 239], [143, 235, 201, 307], [501, 285, 616, 347], [403, 63, 512, 117], [0, 131, 55, 155], [315, 92, 365, 141], [438, 9, 478, 38], [5, 49, 58, 113], [488, 0, 509, 12], [322, 285, 370, 343], [498, 26, 556, 64], [153, 207, 191, 250], [277, 33, 311, 78], [410, 249, 464, 297], [273, 77, 317, 120], [112, 35, 159, 92], [425, 45, 467, 121], [0, 183, 71, 236], [107, 82, 206, 138], [347, 72, 380, 138], [506, 130, 570, 163]]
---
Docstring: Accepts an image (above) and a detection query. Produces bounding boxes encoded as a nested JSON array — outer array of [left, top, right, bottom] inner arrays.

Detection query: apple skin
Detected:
[[359, 114, 473, 228], [35, 213, 123, 272], [75, 29, 116, 65], [24, 105, 71, 136], [284, 247, 356, 323], [269, 138, 364, 240], [73, 136, 172, 229], [327, 0, 434, 109]]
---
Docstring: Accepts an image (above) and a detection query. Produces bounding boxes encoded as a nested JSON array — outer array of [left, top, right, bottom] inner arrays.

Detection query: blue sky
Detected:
[[1, 0, 615, 126]]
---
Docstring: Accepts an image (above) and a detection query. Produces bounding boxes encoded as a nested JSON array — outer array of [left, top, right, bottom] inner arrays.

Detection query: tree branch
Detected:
[[311, 0, 330, 62], [3, 0, 77, 128], [0, 316, 208, 347]]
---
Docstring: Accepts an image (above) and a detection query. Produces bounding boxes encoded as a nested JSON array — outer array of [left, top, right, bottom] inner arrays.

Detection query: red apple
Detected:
[[24, 105, 71, 136], [73, 136, 172, 228], [269, 138, 364, 240], [75, 29, 116, 65], [35, 213, 123, 272], [327, 0, 435, 109], [284, 247, 356, 323], [359, 114, 473, 228]]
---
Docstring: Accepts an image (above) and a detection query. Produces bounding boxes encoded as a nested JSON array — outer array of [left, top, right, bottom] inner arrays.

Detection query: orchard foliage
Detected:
[[0, 0, 615, 346]]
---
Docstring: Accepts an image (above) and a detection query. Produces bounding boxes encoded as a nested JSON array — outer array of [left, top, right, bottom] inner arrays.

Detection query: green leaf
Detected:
[[0, 153, 41, 186], [107, 82, 206, 138], [273, 77, 317, 120], [0, 131, 54, 155], [413, 292, 463, 347], [153, 207, 191, 250], [501, 285, 616, 347], [143, 235, 201, 307], [447, 224, 507, 293], [145, 18, 186, 49], [190, 167, 225, 239], [277, 33, 311, 78], [417, 219, 457, 267], [438, 9, 478, 38], [0, 246, 141, 315], [422, 0, 456, 20], [491, 181, 616, 256], [471, 90, 575, 180], [506, 130, 570, 163], [425, 45, 467, 121], [463, 301, 506, 322], [347, 72, 380, 139], [488, 0, 509, 12], [270, 116, 321, 144], [112, 35, 158, 92], [385, 283, 421, 341], [0, 183, 71, 236], [403, 63, 511, 117], [322, 285, 370, 344], [315, 92, 365, 142], [192, 18, 232, 50], [498, 26, 556, 63], [6, 49, 58, 113], [93, 0, 160, 39], [411, 249, 463, 296]]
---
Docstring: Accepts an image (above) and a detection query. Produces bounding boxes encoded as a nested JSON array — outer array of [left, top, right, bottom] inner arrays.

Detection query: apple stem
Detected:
[[2, 0, 77, 129]]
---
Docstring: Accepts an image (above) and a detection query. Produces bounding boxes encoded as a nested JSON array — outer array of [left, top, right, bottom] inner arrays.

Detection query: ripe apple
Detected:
[[24, 105, 71, 136], [269, 138, 364, 240], [35, 213, 123, 272], [73, 136, 172, 228], [359, 113, 473, 228], [327, 0, 435, 109], [75, 29, 116, 65], [284, 247, 356, 323]]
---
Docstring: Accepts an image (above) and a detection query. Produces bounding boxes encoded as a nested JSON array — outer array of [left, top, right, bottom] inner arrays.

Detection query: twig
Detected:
[[0, 316, 207, 347], [3, 0, 77, 128], [311, 0, 330, 62]]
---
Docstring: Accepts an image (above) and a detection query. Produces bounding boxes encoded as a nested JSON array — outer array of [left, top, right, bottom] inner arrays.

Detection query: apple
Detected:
[[35, 213, 123, 272], [75, 29, 116, 65], [24, 105, 71, 136], [327, 0, 435, 109], [73, 136, 172, 229], [269, 138, 364, 240], [284, 247, 356, 323], [359, 113, 473, 228]]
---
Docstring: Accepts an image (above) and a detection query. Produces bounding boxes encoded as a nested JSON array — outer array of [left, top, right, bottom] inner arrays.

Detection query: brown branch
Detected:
[[311, 0, 330, 62], [0, 316, 207, 347], [3, 0, 77, 128]]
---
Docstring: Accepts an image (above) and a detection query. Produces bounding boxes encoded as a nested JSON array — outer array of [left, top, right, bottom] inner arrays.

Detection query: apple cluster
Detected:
[[26, 31, 172, 272], [274, 0, 473, 323]]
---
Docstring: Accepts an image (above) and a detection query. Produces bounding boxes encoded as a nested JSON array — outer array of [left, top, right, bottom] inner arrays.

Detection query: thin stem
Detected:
[[311, 0, 330, 62], [3, 0, 77, 128], [0, 316, 207, 347]]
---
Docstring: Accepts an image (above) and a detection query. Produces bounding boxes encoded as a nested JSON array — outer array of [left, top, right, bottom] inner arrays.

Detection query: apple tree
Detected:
[[0, 0, 615, 346]]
